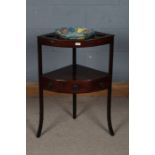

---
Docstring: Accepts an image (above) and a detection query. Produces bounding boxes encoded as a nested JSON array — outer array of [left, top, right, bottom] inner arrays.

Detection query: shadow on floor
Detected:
[[114, 117, 129, 133], [26, 119, 36, 135]]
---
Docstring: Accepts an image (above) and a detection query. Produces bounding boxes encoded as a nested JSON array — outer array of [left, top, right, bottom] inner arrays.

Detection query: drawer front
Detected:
[[41, 77, 110, 94], [42, 79, 65, 92]]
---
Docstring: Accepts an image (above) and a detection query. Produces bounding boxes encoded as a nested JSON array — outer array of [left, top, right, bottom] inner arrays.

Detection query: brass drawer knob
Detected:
[[72, 84, 79, 93], [48, 82, 53, 89], [99, 82, 104, 88], [50, 40, 55, 43]]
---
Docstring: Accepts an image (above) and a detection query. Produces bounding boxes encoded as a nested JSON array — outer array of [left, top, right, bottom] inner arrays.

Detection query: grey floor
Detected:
[[27, 96, 129, 155]]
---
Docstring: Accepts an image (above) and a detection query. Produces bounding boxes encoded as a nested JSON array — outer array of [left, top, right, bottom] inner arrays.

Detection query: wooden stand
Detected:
[[36, 32, 115, 137]]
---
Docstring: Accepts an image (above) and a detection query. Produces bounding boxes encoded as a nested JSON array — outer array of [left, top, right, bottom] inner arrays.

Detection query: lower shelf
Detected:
[[41, 64, 111, 94]]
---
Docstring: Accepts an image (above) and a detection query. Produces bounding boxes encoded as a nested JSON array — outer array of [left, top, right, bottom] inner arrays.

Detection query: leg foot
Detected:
[[36, 88, 44, 138], [73, 94, 77, 119], [107, 87, 114, 136]]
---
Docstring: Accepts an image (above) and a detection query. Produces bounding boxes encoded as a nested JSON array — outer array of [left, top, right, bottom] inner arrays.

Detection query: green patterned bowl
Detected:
[[55, 27, 95, 40]]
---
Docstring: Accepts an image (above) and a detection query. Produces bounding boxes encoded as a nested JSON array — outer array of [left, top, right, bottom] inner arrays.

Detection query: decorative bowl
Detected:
[[55, 27, 95, 40]]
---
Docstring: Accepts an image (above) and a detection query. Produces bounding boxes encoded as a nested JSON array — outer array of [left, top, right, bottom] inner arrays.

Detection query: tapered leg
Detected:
[[36, 87, 44, 138], [37, 40, 44, 138], [73, 93, 77, 119], [107, 86, 114, 136]]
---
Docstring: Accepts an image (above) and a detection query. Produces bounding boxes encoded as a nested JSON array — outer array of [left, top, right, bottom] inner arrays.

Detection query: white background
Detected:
[[0, 0, 155, 154]]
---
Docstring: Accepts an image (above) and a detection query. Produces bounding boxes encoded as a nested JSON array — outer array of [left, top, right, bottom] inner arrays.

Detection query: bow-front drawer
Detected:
[[41, 77, 110, 94]]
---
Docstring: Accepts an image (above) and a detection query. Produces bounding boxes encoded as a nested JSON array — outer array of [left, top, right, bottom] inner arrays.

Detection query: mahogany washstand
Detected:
[[36, 32, 115, 137]]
